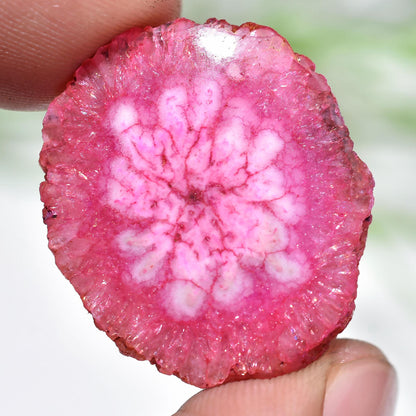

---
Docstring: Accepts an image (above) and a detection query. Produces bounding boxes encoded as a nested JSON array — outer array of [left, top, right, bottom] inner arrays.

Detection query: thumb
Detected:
[[173, 339, 397, 416]]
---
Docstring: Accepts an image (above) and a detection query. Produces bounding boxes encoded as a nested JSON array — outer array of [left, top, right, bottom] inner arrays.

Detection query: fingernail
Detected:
[[323, 359, 397, 416]]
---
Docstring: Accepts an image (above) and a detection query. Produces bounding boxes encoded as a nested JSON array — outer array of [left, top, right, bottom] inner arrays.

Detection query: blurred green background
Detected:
[[1, 1, 415, 415]]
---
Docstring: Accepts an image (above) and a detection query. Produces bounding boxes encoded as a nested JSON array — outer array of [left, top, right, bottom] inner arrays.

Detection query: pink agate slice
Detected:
[[40, 18, 374, 388]]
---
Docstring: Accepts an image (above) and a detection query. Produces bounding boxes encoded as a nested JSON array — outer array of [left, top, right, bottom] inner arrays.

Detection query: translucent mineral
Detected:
[[40, 18, 374, 388]]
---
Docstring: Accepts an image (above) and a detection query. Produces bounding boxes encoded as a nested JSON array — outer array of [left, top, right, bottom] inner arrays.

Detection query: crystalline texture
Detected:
[[40, 18, 374, 388]]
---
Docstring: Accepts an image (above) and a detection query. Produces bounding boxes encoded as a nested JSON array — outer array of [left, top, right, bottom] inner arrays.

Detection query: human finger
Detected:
[[0, 0, 181, 110], [173, 339, 397, 416]]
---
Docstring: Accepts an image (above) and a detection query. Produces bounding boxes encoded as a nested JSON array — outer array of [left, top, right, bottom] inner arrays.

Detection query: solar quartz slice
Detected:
[[40, 18, 374, 388]]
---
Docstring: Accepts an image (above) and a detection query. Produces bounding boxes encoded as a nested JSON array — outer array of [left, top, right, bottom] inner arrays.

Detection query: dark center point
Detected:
[[188, 188, 203, 204]]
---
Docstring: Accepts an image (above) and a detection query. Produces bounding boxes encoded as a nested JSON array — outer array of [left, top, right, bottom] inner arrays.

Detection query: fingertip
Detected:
[[0, 0, 181, 110], [323, 357, 397, 416], [173, 339, 397, 416], [319, 339, 398, 416]]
